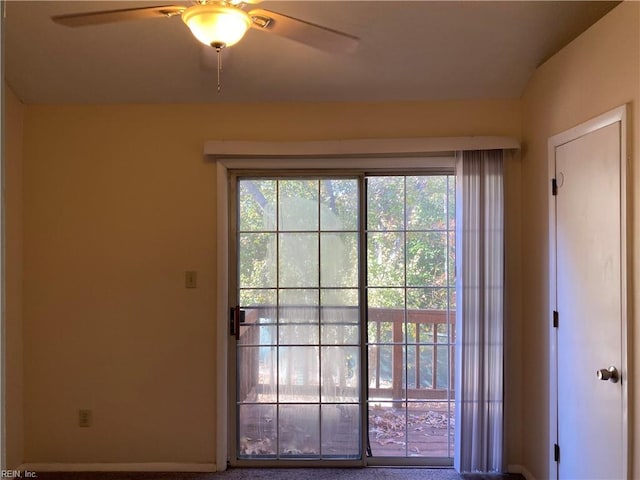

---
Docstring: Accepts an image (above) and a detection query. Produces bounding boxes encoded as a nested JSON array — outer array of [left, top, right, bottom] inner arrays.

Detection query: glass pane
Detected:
[[436, 322, 449, 341], [238, 325, 276, 346], [404, 345, 416, 390], [405, 322, 417, 343], [279, 404, 320, 456], [279, 325, 318, 345], [368, 289, 404, 343], [239, 179, 277, 231], [407, 287, 448, 311], [238, 404, 277, 457], [321, 289, 358, 315], [406, 232, 447, 287], [321, 232, 358, 288], [448, 231, 456, 286], [238, 346, 276, 403], [368, 232, 405, 286], [436, 345, 449, 389], [411, 317, 445, 343], [279, 180, 318, 231], [368, 320, 393, 344], [322, 324, 359, 345], [449, 402, 456, 456], [367, 176, 405, 231], [368, 287, 404, 309], [406, 176, 448, 231], [419, 345, 434, 388], [321, 404, 360, 458], [278, 347, 319, 403], [405, 402, 451, 458], [368, 403, 407, 456], [240, 289, 276, 324], [239, 233, 276, 288], [448, 175, 456, 231], [279, 289, 318, 324], [279, 233, 318, 288], [321, 346, 359, 402], [419, 322, 435, 343], [368, 345, 393, 391], [320, 179, 358, 231], [450, 346, 456, 389]]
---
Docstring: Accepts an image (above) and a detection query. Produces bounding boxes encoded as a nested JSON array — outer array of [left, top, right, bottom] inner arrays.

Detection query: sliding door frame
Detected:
[[217, 156, 457, 469]]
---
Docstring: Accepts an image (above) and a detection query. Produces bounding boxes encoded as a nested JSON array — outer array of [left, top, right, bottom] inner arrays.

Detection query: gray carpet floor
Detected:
[[31, 468, 525, 480]]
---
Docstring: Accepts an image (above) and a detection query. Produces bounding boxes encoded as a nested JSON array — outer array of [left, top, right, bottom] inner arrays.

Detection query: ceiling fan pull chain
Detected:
[[216, 47, 223, 94]]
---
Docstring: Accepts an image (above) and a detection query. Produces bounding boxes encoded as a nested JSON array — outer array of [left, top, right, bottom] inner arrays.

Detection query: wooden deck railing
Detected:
[[368, 308, 455, 401], [237, 306, 455, 402]]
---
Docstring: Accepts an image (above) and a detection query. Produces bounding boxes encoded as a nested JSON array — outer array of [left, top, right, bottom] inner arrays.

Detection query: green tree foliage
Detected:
[[237, 175, 455, 389]]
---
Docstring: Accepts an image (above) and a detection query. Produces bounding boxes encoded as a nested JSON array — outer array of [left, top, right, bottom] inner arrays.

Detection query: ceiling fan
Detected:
[[51, 1, 359, 54]]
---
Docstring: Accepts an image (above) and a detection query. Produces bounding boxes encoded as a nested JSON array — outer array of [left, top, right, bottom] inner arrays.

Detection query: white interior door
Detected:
[[550, 109, 627, 479]]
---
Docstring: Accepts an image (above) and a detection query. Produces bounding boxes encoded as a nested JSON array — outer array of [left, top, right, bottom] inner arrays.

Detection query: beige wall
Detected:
[[5, 83, 25, 468], [19, 99, 522, 464], [13, 2, 639, 470], [520, 2, 640, 478]]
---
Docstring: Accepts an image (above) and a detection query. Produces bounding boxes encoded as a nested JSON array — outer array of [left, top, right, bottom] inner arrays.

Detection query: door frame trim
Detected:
[[547, 104, 629, 480], [215, 161, 230, 471]]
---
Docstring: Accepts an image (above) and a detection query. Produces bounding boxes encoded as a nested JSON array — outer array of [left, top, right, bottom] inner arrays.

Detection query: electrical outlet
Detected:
[[78, 409, 92, 427], [185, 270, 197, 288]]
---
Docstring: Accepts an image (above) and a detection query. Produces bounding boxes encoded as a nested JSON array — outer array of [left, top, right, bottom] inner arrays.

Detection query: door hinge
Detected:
[[554, 443, 560, 462], [553, 310, 559, 328], [230, 306, 246, 338], [552, 178, 558, 196]]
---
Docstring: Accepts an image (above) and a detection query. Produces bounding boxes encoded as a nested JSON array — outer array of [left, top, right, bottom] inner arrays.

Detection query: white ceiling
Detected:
[[4, 1, 619, 104]]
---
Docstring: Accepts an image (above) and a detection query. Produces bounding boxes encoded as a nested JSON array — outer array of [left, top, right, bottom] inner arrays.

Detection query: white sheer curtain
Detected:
[[454, 149, 505, 473]]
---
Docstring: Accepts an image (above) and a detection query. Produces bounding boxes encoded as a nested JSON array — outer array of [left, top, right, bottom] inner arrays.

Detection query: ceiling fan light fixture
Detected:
[[182, 4, 251, 49]]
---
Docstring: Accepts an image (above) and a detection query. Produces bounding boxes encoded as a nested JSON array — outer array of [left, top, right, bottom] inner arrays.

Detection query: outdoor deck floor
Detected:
[[369, 402, 454, 458], [239, 402, 454, 460]]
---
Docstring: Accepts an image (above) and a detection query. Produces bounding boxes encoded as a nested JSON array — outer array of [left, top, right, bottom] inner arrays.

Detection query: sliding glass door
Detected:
[[232, 177, 362, 461], [366, 175, 456, 462], [230, 172, 455, 466]]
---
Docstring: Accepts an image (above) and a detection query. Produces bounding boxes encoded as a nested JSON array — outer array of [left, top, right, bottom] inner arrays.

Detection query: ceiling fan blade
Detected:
[[52, 5, 185, 27], [248, 8, 359, 54]]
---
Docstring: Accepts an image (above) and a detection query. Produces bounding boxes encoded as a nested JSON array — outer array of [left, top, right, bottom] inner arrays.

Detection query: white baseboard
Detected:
[[508, 464, 537, 480], [18, 463, 216, 473], [19, 462, 530, 476]]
